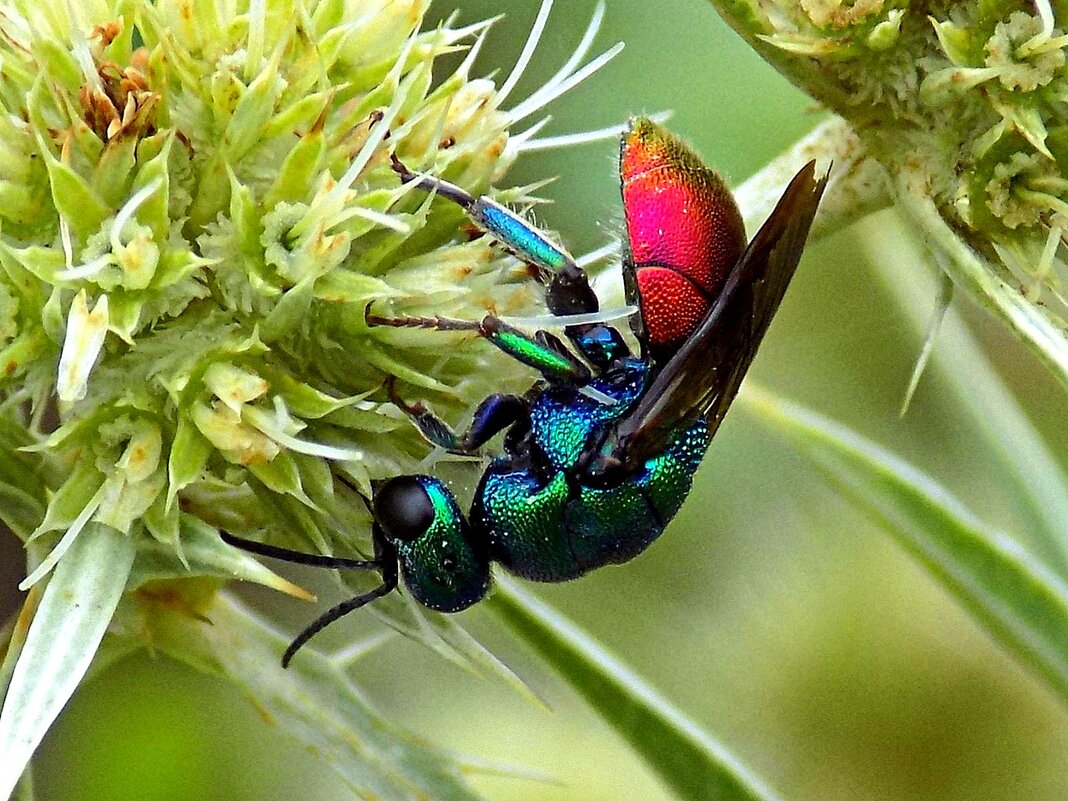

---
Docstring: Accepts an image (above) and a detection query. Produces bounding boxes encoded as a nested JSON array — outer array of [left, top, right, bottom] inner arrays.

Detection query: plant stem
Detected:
[[488, 577, 785, 801], [734, 115, 891, 243], [861, 215, 1068, 574]]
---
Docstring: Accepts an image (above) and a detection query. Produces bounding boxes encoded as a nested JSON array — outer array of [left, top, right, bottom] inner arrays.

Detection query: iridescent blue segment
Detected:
[[530, 358, 648, 470], [476, 415, 710, 582], [473, 198, 569, 272], [637, 419, 711, 521], [572, 325, 628, 367], [473, 356, 713, 582], [569, 481, 660, 568]]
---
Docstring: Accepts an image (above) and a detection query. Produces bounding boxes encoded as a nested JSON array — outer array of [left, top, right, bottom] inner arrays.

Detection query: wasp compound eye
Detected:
[[374, 476, 435, 542]]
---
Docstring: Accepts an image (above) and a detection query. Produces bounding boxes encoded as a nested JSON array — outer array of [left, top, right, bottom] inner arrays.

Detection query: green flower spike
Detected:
[[713, 0, 1068, 389], [0, 0, 637, 797]]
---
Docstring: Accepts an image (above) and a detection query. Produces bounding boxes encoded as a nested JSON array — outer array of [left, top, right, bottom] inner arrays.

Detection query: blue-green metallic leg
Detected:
[[366, 307, 590, 383], [390, 155, 599, 317]]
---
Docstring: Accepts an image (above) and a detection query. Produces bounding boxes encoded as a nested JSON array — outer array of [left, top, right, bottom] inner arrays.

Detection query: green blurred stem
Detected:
[[860, 214, 1068, 575], [487, 577, 785, 801], [738, 123, 1068, 571], [744, 387, 1068, 709]]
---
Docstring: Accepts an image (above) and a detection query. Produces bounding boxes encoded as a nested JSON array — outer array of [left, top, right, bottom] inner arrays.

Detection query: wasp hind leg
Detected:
[[390, 155, 598, 318]]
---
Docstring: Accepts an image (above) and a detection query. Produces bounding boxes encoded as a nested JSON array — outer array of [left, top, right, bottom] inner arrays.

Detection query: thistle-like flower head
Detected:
[[0, 0, 621, 593], [0, 2, 629, 796], [715, 0, 1068, 387]]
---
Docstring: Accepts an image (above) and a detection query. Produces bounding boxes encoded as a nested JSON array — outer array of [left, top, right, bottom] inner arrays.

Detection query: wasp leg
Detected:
[[282, 553, 400, 668], [391, 155, 598, 318], [386, 376, 527, 453], [366, 306, 590, 383]]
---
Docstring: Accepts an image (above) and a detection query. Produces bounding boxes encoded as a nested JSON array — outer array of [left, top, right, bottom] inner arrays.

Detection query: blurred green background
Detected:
[[4, 0, 1068, 799]]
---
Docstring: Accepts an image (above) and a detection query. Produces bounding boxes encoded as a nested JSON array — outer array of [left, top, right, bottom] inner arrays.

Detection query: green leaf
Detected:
[[258, 275, 316, 343], [263, 117, 326, 208], [223, 47, 285, 161], [745, 387, 1068, 706], [0, 524, 135, 800], [146, 590, 488, 801], [33, 140, 111, 242], [0, 483, 46, 542], [166, 415, 213, 512], [487, 578, 785, 801]]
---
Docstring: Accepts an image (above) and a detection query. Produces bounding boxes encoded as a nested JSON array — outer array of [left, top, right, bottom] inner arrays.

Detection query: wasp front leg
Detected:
[[385, 376, 528, 454]]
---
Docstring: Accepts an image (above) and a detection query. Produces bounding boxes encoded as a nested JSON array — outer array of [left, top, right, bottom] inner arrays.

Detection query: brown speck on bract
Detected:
[[174, 129, 194, 154], [248, 698, 278, 727], [90, 21, 122, 46]]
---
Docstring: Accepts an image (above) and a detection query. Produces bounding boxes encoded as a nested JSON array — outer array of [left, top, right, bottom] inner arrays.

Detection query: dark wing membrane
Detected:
[[608, 161, 827, 471]]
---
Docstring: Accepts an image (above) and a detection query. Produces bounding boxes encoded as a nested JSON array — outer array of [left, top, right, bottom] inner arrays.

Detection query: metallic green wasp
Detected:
[[224, 118, 826, 666]]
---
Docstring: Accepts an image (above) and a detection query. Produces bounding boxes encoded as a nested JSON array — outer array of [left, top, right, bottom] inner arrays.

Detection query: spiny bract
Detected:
[[0, 0, 595, 590]]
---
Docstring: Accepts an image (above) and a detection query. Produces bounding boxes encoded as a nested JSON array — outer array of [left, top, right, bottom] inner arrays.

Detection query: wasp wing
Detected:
[[607, 160, 826, 472]]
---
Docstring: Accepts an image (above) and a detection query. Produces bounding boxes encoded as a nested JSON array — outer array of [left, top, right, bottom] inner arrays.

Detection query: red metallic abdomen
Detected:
[[621, 118, 746, 359]]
